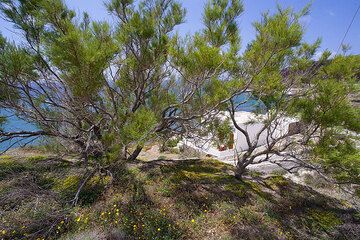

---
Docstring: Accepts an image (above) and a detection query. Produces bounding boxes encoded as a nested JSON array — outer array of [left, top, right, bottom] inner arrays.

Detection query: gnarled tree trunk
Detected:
[[234, 161, 248, 180]]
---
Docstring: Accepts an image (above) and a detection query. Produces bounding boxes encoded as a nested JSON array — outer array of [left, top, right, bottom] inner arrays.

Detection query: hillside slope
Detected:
[[0, 150, 359, 240]]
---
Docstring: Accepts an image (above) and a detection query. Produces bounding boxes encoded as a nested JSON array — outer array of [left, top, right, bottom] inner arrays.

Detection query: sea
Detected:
[[0, 109, 38, 151]]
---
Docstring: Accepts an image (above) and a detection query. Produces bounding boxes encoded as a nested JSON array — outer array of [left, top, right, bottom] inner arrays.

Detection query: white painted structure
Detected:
[[180, 111, 297, 161]]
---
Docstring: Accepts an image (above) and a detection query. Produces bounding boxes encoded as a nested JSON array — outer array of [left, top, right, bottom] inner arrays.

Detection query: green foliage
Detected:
[[204, 78, 232, 106], [306, 209, 342, 231], [290, 55, 360, 131], [0, 0, 188, 162], [312, 133, 360, 184], [264, 175, 289, 189], [53, 175, 80, 198], [0, 0, 358, 174], [121, 108, 157, 145], [160, 136, 180, 152], [203, 0, 243, 64], [0, 42, 38, 83], [47, 21, 117, 98], [208, 117, 233, 148], [0, 35, 33, 103], [292, 81, 359, 131], [224, 182, 246, 198], [287, 54, 359, 185], [168, 0, 244, 115], [169, 34, 224, 80], [244, 6, 305, 99]]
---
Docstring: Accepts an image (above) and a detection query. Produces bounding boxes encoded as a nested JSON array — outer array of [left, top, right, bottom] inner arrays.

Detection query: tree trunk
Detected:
[[127, 145, 143, 161], [234, 163, 247, 180]]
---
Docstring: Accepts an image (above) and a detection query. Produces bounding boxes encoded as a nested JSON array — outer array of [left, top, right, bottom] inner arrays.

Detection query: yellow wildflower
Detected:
[[76, 217, 81, 222], [1, 230, 6, 235], [191, 219, 195, 223], [157, 228, 161, 232]]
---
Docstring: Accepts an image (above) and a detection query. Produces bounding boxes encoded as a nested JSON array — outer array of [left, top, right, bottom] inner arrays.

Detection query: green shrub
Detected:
[[306, 209, 342, 231], [224, 183, 246, 198], [264, 175, 289, 189]]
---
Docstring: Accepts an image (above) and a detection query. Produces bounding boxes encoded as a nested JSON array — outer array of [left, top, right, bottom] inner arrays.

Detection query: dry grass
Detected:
[[0, 151, 359, 239]]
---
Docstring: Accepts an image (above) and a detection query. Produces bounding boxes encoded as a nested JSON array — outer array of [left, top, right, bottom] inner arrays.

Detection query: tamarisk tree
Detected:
[[221, 7, 360, 179], [170, 2, 360, 181], [0, 0, 243, 164]]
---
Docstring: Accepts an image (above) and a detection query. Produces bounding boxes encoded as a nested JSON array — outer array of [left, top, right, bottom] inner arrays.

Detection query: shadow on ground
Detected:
[[0, 155, 359, 239], [135, 159, 360, 240]]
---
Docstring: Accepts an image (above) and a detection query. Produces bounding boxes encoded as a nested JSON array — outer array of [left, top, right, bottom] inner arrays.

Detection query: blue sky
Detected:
[[1, 0, 360, 55]]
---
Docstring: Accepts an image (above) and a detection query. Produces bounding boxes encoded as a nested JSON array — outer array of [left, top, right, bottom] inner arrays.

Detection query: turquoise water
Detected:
[[0, 109, 38, 151], [232, 92, 266, 112]]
